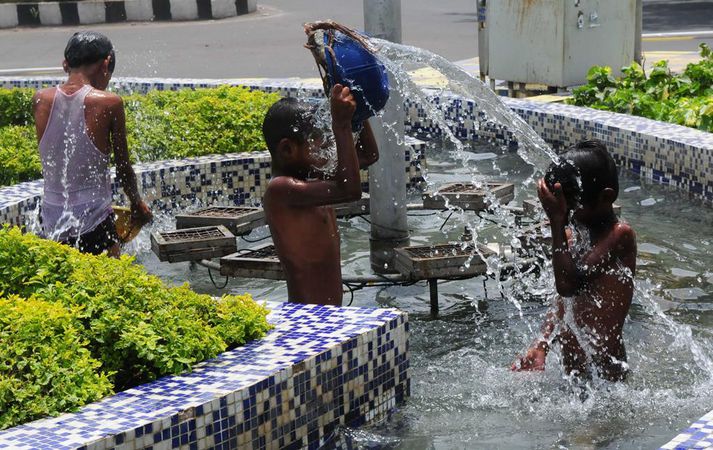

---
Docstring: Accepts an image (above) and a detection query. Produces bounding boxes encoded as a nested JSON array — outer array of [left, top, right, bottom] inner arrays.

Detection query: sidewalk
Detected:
[[407, 48, 705, 91]]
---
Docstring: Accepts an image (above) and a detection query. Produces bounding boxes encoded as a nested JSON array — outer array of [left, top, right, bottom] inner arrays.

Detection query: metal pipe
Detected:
[[196, 259, 222, 271], [634, 0, 643, 64], [363, 0, 410, 274]]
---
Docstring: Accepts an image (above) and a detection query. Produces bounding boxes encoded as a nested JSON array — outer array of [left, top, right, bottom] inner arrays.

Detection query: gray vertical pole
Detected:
[[634, 0, 643, 64], [363, 0, 409, 273]]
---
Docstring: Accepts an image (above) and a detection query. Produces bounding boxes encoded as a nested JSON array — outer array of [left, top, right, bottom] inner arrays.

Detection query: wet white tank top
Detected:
[[39, 85, 112, 240]]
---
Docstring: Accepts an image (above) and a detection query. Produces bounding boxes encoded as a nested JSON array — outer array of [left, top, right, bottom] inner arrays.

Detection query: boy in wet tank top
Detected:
[[32, 31, 152, 256]]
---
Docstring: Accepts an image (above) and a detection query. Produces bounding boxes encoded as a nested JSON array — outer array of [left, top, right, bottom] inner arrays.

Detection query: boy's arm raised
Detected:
[[272, 85, 362, 208], [539, 180, 581, 297]]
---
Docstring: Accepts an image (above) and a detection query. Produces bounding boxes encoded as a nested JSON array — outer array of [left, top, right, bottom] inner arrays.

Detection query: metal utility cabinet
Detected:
[[487, 0, 637, 87]]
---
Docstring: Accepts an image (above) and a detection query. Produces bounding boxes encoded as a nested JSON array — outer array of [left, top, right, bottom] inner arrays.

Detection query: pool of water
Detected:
[[132, 142, 713, 449]]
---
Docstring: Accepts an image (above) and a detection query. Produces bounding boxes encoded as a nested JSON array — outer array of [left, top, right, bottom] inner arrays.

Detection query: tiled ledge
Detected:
[[661, 410, 713, 449], [0, 143, 426, 227], [0, 302, 410, 450]]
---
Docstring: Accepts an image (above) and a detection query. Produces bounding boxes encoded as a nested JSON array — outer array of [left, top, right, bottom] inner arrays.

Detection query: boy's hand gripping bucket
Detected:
[[305, 21, 390, 131]]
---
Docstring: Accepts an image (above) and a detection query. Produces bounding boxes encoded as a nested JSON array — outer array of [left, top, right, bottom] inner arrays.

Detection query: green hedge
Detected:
[[568, 43, 713, 132], [0, 226, 273, 429], [0, 88, 33, 128], [0, 86, 280, 187], [0, 125, 42, 186]]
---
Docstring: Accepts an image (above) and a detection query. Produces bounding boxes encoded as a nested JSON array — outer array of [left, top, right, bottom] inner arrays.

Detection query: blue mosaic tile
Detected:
[[0, 302, 409, 450], [661, 410, 713, 449]]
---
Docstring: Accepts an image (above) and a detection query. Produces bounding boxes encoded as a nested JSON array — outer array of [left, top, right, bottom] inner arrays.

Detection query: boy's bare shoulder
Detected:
[[613, 221, 636, 251], [265, 176, 297, 202], [33, 87, 55, 101], [87, 90, 123, 108]]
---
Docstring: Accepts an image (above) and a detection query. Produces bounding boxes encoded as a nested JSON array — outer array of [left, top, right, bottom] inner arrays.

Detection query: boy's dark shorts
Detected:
[[63, 215, 120, 255]]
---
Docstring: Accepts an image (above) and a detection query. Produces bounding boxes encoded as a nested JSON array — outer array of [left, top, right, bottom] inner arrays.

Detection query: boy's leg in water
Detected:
[[559, 329, 590, 379]]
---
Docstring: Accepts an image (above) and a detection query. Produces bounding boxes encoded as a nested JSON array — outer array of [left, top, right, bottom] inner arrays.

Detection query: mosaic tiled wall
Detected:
[[403, 90, 713, 205], [0, 302, 410, 450], [661, 410, 713, 449], [3, 76, 709, 206], [0, 143, 426, 228]]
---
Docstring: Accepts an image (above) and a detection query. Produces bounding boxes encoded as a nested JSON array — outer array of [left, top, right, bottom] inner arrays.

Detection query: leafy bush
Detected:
[[0, 86, 280, 187], [0, 88, 34, 127], [125, 86, 279, 162], [0, 296, 113, 429], [569, 43, 713, 132], [0, 226, 273, 427], [0, 125, 41, 186]]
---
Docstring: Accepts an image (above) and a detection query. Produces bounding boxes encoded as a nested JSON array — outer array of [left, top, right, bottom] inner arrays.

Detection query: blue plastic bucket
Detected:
[[322, 30, 390, 130]]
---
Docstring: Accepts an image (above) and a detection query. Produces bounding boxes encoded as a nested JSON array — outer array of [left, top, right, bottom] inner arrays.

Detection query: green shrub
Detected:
[[0, 296, 113, 429], [124, 86, 279, 162], [0, 125, 41, 186], [569, 43, 713, 132], [0, 86, 280, 187], [0, 226, 273, 426], [0, 88, 34, 127]]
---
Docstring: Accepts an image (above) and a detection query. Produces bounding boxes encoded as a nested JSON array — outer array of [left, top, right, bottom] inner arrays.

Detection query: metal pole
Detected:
[[429, 279, 439, 316], [634, 0, 643, 64], [477, 0, 489, 82], [364, 0, 410, 274]]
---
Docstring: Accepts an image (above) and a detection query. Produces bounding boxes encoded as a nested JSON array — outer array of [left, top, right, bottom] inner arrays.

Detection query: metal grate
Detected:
[[437, 183, 483, 194], [238, 245, 278, 259], [160, 227, 226, 242], [404, 244, 479, 259], [190, 207, 258, 218]]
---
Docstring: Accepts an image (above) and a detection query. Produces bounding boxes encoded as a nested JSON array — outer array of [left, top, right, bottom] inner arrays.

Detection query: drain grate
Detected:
[[191, 207, 259, 217], [402, 243, 480, 259], [220, 244, 284, 280], [175, 206, 265, 236], [422, 182, 515, 211], [159, 227, 227, 242], [437, 184, 482, 194], [151, 225, 237, 263], [394, 242, 495, 280]]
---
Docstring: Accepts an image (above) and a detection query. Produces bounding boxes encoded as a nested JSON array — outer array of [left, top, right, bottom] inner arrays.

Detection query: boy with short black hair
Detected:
[[33, 31, 151, 256], [513, 140, 637, 381], [262, 85, 379, 306]]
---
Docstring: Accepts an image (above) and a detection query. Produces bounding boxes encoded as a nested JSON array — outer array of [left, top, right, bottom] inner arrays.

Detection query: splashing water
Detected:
[[230, 33, 713, 447]]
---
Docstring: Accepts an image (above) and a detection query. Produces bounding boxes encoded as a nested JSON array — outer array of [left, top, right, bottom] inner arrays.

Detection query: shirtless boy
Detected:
[[512, 140, 637, 381], [33, 31, 151, 256], [262, 85, 379, 306]]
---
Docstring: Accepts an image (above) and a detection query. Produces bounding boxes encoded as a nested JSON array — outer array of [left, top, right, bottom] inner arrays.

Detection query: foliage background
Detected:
[[0, 86, 279, 187], [0, 226, 272, 430], [568, 44, 712, 132]]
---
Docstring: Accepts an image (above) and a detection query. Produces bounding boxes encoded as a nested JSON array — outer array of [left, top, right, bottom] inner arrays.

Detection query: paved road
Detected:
[[0, 0, 710, 78]]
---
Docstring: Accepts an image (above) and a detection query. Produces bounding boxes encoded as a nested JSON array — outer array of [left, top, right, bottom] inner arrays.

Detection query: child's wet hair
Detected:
[[262, 98, 316, 154], [64, 31, 116, 73], [546, 139, 619, 207]]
